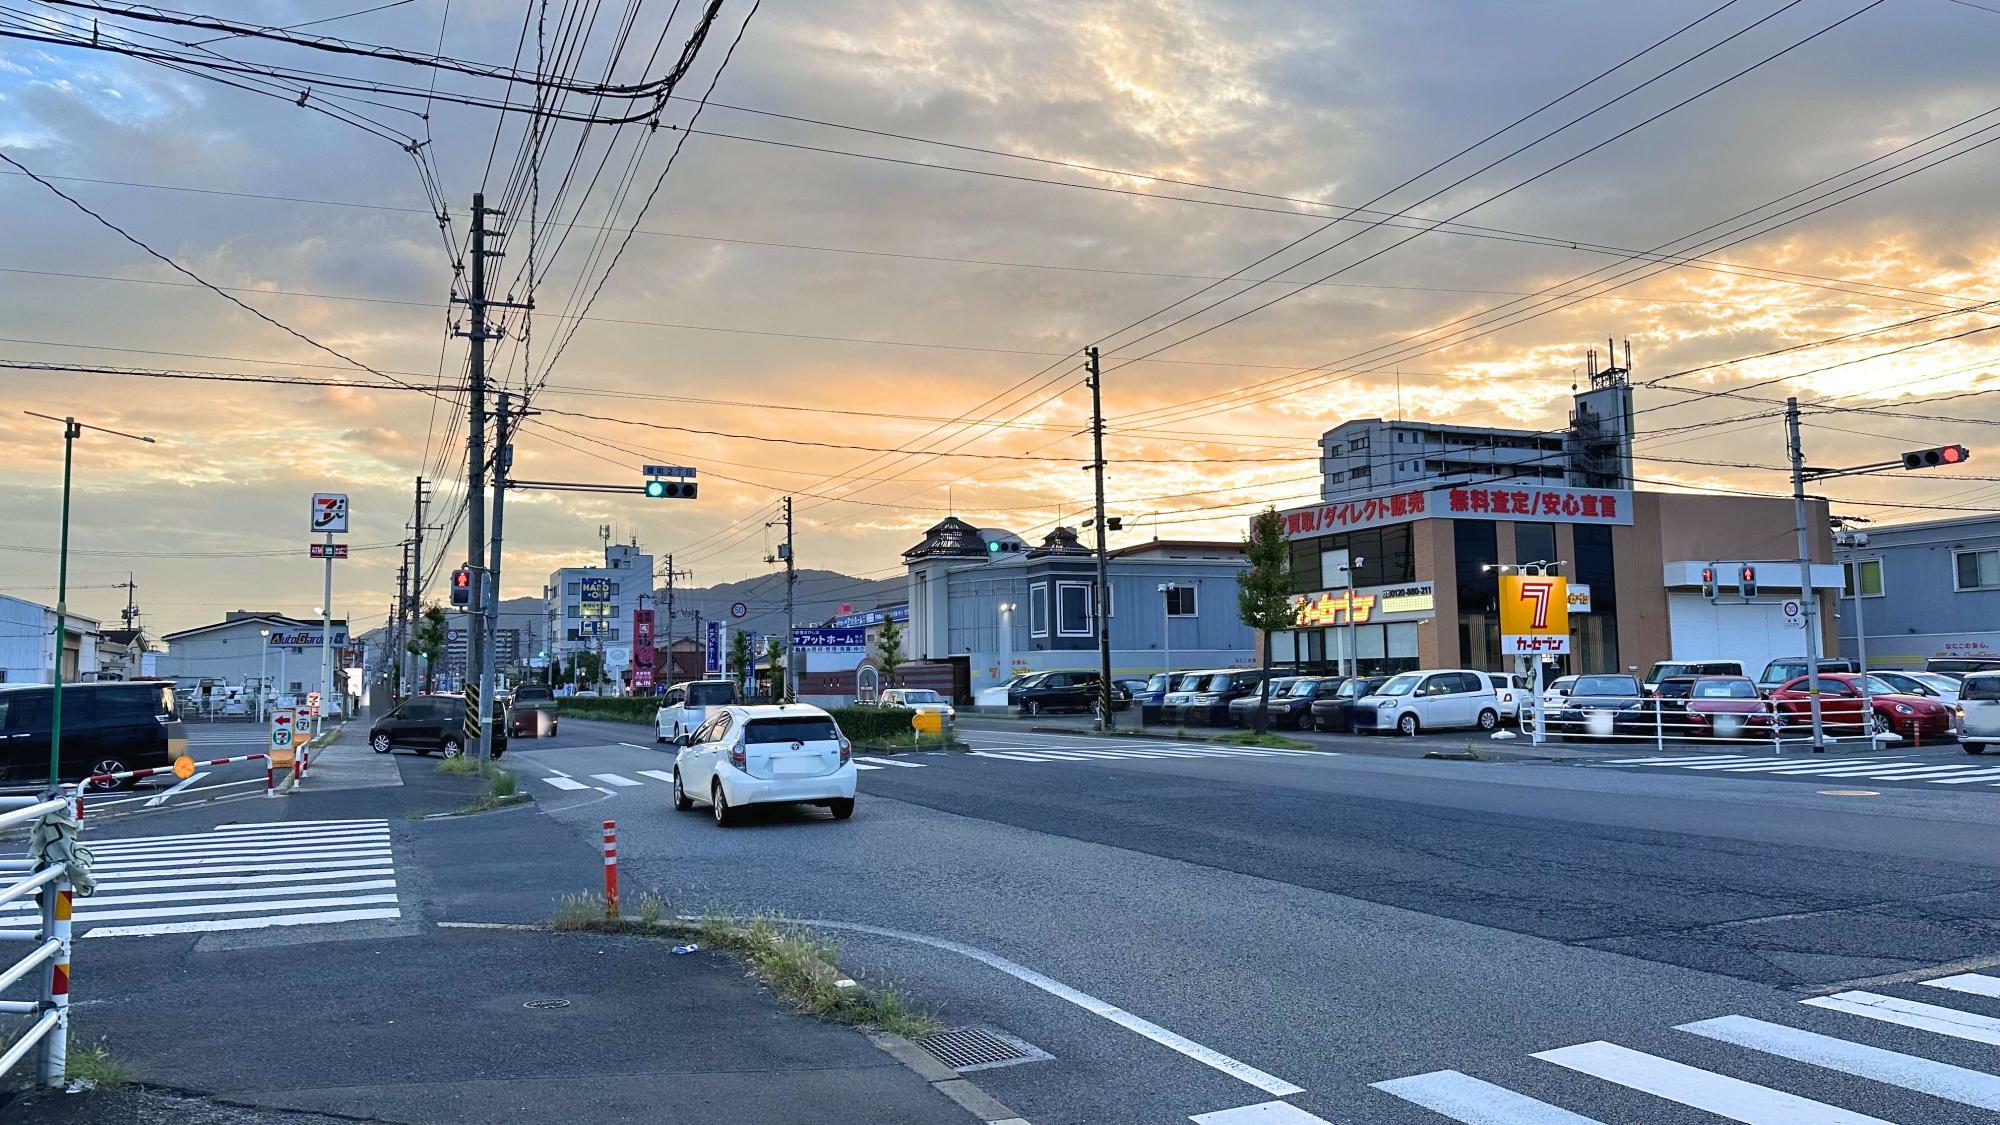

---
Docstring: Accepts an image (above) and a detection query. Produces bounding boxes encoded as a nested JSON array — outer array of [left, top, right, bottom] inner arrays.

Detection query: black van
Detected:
[[0, 681, 185, 790]]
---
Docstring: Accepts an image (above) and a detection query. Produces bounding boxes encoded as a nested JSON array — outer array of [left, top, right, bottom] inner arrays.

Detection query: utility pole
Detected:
[[780, 498, 797, 702], [405, 476, 431, 700], [477, 391, 517, 761], [1087, 346, 1114, 732], [1787, 397, 1828, 753], [116, 572, 137, 631]]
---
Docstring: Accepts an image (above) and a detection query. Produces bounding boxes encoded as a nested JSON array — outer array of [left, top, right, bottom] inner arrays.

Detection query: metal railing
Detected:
[[1513, 692, 1943, 751], [0, 793, 73, 1088]]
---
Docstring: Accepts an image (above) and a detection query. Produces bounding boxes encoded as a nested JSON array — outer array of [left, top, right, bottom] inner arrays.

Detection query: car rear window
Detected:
[[1694, 680, 1756, 699], [514, 687, 553, 702], [744, 717, 840, 744], [1575, 675, 1640, 696], [688, 683, 737, 707], [1961, 676, 2000, 702], [1657, 680, 1695, 698]]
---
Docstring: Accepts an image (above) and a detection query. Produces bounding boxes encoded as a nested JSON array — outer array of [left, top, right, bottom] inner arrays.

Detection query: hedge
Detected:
[[828, 706, 920, 741], [556, 697, 657, 724], [555, 699, 920, 739]]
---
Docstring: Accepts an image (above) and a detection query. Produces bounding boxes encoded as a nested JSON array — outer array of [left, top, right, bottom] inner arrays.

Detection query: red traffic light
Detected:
[[452, 570, 470, 588], [1943, 445, 1968, 464], [1904, 444, 1971, 469], [1739, 564, 1756, 582], [1701, 566, 1715, 583]]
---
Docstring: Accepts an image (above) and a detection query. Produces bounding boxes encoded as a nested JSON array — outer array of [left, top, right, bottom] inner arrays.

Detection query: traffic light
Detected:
[[1903, 444, 1970, 470], [450, 567, 472, 608], [644, 479, 696, 499], [1739, 563, 1758, 598], [1701, 565, 1717, 599]]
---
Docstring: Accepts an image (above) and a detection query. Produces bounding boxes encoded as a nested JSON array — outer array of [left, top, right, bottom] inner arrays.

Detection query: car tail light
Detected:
[[839, 735, 851, 764], [729, 744, 746, 770]]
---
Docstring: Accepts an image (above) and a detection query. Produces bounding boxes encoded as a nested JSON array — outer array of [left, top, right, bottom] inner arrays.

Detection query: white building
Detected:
[[0, 593, 101, 684], [545, 543, 654, 669], [155, 612, 350, 707]]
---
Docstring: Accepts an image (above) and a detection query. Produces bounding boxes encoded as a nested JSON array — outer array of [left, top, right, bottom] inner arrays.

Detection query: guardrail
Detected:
[[1510, 691, 1944, 750], [0, 793, 73, 1088]]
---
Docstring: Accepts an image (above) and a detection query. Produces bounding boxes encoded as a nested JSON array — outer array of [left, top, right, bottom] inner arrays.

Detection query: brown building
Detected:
[[1275, 483, 1837, 677]]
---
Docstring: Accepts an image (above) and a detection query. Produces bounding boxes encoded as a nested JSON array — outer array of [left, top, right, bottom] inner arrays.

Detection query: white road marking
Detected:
[[1923, 972, 2000, 998], [1687, 760, 1912, 773], [802, 917, 1304, 1098], [618, 742, 652, 750], [594, 786, 616, 796], [82, 838, 388, 863], [23, 893, 399, 924], [83, 907, 403, 939], [90, 849, 391, 879], [87, 822, 380, 849], [142, 772, 208, 808], [89, 827, 388, 853], [852, 756, 925, 768], [9, 879, 397, 911], [543, 767, 572, 777], [1806, 991, 2000, 1046], [1371, 1070, 1606, 1123], [1533, 1040, 1892, 1124], [91, 867, 396, 892], [970, 751, 1056, 762], [211, 818, 384, 831], [853, 763, 882, 770], [637, 770, 676, 782], [1679, 1014, 2000, 1111], [1861, 765, 2000, 780], [1188, 1102, 1335, 1124], [1925, 768, 2000, 783], [541, 776, 591, 791], [78, 855, 390, 878], [1604, 755, 1759, 765], [591, 773, 643, 787]]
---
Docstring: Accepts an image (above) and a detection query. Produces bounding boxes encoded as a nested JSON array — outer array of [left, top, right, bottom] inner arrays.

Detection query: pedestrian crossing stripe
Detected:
[[0, 819, 399, 939], [1601, 754, 2000, 787], [1368, 966, 2000, 1122]]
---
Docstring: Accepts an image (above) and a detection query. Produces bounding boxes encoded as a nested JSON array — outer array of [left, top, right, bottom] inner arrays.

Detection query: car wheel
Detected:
[[370, 733, 392, 754], [656, 732, 667, 744], [441, 737, 464, 758], [1397, 713, 1420, 737], [1868, 712, 1889, 736], [1477, 709, 1499, 731], [88, 756, 133, 791], [711, 782, 737, 827], [673, 769, 694, 810], [1965, 743, 1986, 756], [828, 798, 855, 820]]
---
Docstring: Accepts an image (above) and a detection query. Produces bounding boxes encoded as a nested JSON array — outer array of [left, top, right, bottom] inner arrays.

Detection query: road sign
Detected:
[[303, 691, 321, 718], [730, 601, 748, 619], [1783, 599, 1805, 628], [642, 464, 697, 478], [173, 755, 195, 780], [1499, 574, 1572, 655], [309, 543, 349, 559], [705, 621, 724, 674], [270, 708, 297, 752], [793, 627, 865, 650], [310, 493, 349, 533]]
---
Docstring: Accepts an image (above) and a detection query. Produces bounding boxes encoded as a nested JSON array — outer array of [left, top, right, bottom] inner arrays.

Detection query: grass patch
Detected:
[[445, 760, 527, 814], [852, 732, 967, 755], [1216, 730, 1314, 750], [65, 1038, 132, 1087], [436, 754, 481, 775]]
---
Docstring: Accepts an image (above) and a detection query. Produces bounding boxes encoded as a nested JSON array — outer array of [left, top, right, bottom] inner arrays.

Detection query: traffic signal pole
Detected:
[[1787, 398, 1829, 753]]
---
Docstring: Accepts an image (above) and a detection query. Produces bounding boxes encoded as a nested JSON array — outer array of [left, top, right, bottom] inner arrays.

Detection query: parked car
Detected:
[[1551, 674, 1649, 739], [1757, 657, 1857, 694], [1770, 673, 1953, 740], [0, 681, 185, 790], [1014, 670, 1129, 715], [1955, 672, 2000, 752], [369, 693, 508, 759], [1229, 676, 1342, 729], [1679, 675, 1774, 739], [877, 687, 956, 725], [1873, 670, 1961, 706], [1352, 670, 1501, 736], [1311, 676, 1390, 732], [655, 680, 739, 743], [1929, 656, 2000, 677], [510, 684, 558, 738], [1133, 672, 1177, 721], [1171, 669, 1271, 726], [1224, 676, 1295, 727], [1643, 659, 1748, 695], [1540, 675, 1578, 713], [1159, 670, 1219, 722], [1482, 672, 1524, 724], [1005, 671, 1065, 708], [669, 704, 857, 824]]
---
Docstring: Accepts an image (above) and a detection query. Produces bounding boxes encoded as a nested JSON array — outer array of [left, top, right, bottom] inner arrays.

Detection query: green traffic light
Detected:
[[645, 479, 667, 498]]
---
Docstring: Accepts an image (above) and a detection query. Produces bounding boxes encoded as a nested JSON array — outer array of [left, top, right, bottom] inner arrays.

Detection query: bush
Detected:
[[557, 696, 658, 724], [830, 706, 920, 741]]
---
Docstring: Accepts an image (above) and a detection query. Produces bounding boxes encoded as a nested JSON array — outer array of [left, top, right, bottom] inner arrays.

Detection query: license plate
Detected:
[[773, 756, 822, 777]]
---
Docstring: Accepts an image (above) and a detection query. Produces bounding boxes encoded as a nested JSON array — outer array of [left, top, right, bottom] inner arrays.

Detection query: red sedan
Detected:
[[1680, 675, 1775, 738], [1770, 673, 1954, 739]]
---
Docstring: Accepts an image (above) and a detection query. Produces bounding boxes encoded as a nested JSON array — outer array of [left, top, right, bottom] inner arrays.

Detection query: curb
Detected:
[[1018, 724, 1321, 751], [867, 1032, 1033, 1125]]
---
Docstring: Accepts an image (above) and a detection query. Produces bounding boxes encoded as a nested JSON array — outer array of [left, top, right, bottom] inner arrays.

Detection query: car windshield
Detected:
[[898, 690, 942, 704], [1286, 679, 1320, 697], [1574, 675, 1640, 696], [1694, 679, 1756, 699], [1763, 662, 1804, 683], [1644, 664, 1688, 686], [744, 717, 840, 744], [1656, 679, 1694, 698], [1376, 672, 1423, 697], [1202, 673, 1237, 692], [1859, 675, 1907, 695], [1173, 674, 1206, 692], [688, 683, 737, 707], [1145, 674, 1170, 692]]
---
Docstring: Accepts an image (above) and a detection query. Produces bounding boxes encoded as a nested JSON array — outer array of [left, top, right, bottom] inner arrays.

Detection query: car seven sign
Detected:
[[311, 493, 350, 533]]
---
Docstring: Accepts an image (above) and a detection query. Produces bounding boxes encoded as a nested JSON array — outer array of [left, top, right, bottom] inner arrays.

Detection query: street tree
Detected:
[[764, 635, 787, 702], [407, 605, 447, 692], [1237, 508, 1298, 735], [876, 617, 904, 687], [573, 650, 604, 692], [728, 630, 752, 691]]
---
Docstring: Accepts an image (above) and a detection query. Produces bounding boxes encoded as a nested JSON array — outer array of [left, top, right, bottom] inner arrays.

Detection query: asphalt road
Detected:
[[504, 715, 2000, 1124]]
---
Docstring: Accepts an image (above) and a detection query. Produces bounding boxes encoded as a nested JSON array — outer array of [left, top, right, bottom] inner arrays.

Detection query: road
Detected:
[[502, 715, 2000, 1124]]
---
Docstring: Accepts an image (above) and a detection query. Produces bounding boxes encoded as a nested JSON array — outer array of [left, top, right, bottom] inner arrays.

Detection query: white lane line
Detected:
[[1843, 764, 2000, 779], [77, 856, 391, 878], [969, 751, 1057, 762], [1810, 992, 2000, 1047], [1925, 768, 2000, 784], [802, 917, 1304, 1098], [85, 839, 389, 864], [1679, 1014, 2000, 1111], [85, 822, 386, 849], [543, 767, 572, 778], [594, 786, 616, 796], [1009, 750, 1098, 760], [637, 770, 676, 782], [1923, 972, 2000, 998], [142, 772, 208, 808], [1605, 755, 1759, 765], [618, 742, 652, 750], [853, 763, 883, 771], [541, 776, 591, 791], [89, 867, 396, 893], [36, 893, 400, 924], [1189, 1101, 1335, 1124], [852, 756, 925, 768], [82, 907, 403, 939], [212, 818, 383, 831], [89, 830, 388, 856], [1371, 1070, 1607, 1123], [1533, 1040, 1892, 1124], [591, 773, 643, 787]]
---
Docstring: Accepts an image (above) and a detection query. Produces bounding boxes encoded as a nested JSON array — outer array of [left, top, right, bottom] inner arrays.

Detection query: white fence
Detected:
[[0, 794, 73, 1088]]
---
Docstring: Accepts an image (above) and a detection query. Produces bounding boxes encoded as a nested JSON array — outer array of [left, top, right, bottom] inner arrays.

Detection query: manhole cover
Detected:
[[523, 998, 571, 1009], [917, 1026, 1051, 1073]]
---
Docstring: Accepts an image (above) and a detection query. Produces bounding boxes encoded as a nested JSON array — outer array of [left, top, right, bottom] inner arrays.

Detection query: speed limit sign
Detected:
[[1782, 599, 1805, 628]]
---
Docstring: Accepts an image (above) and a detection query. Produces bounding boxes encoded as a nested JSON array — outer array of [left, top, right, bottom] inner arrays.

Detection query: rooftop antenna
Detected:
[[1395, 365, 1404, 423]]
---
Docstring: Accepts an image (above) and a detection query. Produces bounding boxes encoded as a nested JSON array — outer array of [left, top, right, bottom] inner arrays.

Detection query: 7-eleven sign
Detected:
[[311, 493, 349, 533], [1500, 574, 1571, 655]]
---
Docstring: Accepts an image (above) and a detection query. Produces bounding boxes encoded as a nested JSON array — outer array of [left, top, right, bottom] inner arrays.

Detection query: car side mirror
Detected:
[[675, 733, 692, 747]]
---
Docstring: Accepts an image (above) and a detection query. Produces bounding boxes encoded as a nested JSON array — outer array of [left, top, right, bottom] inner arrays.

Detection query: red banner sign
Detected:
[[1279, 485, 1632, 541], [631, 609, 657, 690], [309, 543, 349, 559]]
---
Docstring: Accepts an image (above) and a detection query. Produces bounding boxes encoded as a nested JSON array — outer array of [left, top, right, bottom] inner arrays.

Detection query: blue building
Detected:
[[1836, 513, 2000, 670], [902, 518, 1256, 691]]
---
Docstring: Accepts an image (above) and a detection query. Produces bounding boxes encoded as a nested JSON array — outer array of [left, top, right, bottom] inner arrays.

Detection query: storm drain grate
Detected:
[[917, 1026, 1052, 1073]]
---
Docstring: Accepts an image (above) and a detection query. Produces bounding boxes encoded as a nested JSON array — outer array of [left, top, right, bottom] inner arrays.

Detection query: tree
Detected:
[[1238, 508, 1298, 735], [548, 655, 565, 688], [764, 635, 788, 702], [407, 605, 447, 693], [728, 630, 752, 691], [875, 617, 905, 687], [573, 650, 604, 692]]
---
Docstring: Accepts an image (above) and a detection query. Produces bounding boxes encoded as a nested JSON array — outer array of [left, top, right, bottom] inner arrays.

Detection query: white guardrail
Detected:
[[1510, 690, 1947, 750], [0, 793, 73, 1088]]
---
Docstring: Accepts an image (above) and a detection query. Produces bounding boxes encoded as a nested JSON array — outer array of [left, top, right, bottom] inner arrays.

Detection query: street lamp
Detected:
[[259, 629, 272, 723], [24, 410, 154, 788], [996, 602, 1016, 690], [1157, 583, 1173, 679], [1333, 557, 1365, 677]]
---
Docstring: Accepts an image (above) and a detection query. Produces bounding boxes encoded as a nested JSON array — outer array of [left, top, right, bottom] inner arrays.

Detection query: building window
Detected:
[[566, 581, 579, 596], [1842, 558, 1883, 598], [566, 605, 580, 618], [1348, 436, 1369, 452], [610, 583, 621, 596], [1057, 582, 1093, 637], [1164, 585, 1197, 616], [1956, 549, 2000, 591], [567, 629, 579, 641], [1029, 583, 1049, 638]]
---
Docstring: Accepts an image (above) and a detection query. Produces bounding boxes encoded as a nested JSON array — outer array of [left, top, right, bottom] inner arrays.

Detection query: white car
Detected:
[[1352, 670, 1502, 736], [655, 679, 740, 744], [1541, 675, 1578, 712], [1874, 670, 1961, 707], [1482, 672, 1523, 723], [878, 687, 956, 724], [670, 704, 857, 825]]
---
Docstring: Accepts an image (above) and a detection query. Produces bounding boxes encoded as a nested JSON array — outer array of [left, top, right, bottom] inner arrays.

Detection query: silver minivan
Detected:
[[1956, 672, 2000, 753]]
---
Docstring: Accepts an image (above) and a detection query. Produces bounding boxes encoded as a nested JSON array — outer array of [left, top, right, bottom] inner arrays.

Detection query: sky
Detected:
[[2, 0, 1999, 639]]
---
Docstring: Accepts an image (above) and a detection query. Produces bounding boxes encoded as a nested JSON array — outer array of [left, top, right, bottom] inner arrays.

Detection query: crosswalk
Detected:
[[0, 819, 400, 939], [1599, 752, 2000, 788], [1362, 967, 2000, 1123], [537, 754, 930, 792]]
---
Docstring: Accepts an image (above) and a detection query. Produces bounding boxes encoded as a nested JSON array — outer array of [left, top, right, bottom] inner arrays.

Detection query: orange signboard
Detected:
[[1499, 574, 1571, 655]]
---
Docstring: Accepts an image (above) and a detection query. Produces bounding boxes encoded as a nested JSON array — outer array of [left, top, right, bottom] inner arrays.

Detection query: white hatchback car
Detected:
[[1352, 669, 1502, 736], [670, 704, 858, 825]]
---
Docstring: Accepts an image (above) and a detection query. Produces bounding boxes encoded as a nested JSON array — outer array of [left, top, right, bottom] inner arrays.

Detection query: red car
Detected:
[[1770, 673, 1954, 739], [1677, 675, 1775, 738]]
